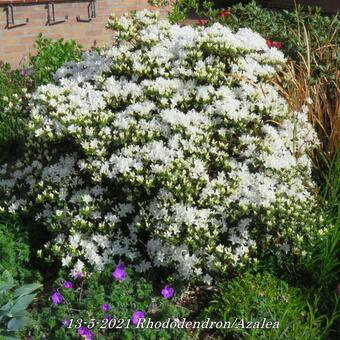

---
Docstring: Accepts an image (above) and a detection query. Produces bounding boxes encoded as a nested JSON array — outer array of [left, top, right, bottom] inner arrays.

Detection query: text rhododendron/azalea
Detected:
[[0, 10, 324, 283]]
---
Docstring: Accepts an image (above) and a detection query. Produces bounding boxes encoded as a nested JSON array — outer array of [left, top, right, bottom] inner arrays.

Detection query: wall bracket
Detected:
[[6, 4, 29, 29], [47, 2, 68, 26], [77, 0, 96, 23]]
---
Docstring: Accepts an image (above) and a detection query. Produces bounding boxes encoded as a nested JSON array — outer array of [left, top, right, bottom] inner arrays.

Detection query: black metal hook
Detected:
[[77, 0, 96, 23], [47, 2, 68, 26], [6, 4, 29, 29]]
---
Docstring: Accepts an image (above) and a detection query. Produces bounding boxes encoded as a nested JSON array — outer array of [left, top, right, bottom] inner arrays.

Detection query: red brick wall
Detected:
[[0, 0, 169, 68]]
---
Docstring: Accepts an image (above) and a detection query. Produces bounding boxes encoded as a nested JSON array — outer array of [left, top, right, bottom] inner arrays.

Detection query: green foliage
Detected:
[[0, 213, 32, 282], [0, 62, 30, 157], [29, 34, 83, 87], [0, 270, 41, 339], [318, 148, 340, 219], [27, 266, 190, 339], [293, 150, 340, 331], [204, 272, 338, 339], [149, 0, 216, 23]]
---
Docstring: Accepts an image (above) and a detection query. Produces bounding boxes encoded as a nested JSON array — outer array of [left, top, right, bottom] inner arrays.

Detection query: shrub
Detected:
[[0, 11, 324, 283], [0, 62, 31, 158], [203, 272, 336, 339], [149, 0, 216, 23], [25, 265, 189, 339], [29, 34, 83, 88], [0, 213, 32, 281], [150, 0, 340, 154], [0, 35, 84, 164]]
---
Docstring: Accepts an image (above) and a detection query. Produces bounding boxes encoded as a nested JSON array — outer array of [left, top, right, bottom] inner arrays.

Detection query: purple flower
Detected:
[[132, 310, 145, 325], [61, 319, 71, 328], [112, 264, 126, 281], [161, 285, 175, 299], [63, 281, 74, 289], [77, 326, 95, 340], [75, 272, 84, 279], [51, 291, 63, 305], [104, 314, 113, 321], [102, 303, 110, 312]]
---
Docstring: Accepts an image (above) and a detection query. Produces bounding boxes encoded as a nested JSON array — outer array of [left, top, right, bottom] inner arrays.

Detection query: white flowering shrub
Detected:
[[0, 11, 324, 283]]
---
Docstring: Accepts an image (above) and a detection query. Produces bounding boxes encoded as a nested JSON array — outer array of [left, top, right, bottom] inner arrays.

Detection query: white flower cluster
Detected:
[[0, 10, 322, 283]]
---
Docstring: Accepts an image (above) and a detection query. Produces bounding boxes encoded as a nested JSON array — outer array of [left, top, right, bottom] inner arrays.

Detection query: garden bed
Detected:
[[0, 2, 339, 339]]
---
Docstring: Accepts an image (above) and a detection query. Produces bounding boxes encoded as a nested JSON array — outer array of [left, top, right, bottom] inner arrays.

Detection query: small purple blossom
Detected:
[[75, 272, 84, 279], [102, 303, 110, 312], [77, 326, 95, 340], [104, 314, 113, 321], [61, 319, 71, 328], [161, 285, 175, 299], [132, 310, 145, 325], [62, 281, 74, 289], [51, 291, 63, 305], [112, 264, 126, 281]]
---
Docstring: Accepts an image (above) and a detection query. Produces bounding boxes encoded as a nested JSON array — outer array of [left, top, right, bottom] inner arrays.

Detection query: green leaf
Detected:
[[7, 316, 30, 331], [0, 283, 14, 295], [10, 309, 29, 318], [0, 301, 12, 312], [13, 283, 41, 298], [10, 294, 36, 313], [0, 271, 14, 294], [1, 334, 18, 340], [1, 270, 14, 284]]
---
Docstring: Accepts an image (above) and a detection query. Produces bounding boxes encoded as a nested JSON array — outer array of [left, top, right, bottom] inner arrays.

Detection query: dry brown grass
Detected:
[[275, 17, 339, 160]]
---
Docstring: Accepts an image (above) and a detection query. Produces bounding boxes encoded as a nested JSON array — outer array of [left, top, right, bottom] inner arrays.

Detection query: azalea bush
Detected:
[[0, 35, 83, 164], [25, 264, 189, 339], [0, 10, 325, 284], [151, 0, 340, 155]]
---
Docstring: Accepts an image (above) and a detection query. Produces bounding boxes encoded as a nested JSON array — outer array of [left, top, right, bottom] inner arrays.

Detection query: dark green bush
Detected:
[[26, 266, 190, 339], [29, 34, 83, 87], [203, 272, 337, 339], [0, 62, 30, 156], [0, 213, 33, 282]]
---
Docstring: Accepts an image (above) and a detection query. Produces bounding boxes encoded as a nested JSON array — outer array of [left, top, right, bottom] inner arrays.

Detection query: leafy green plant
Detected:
[[29, 34, 83, 87], [293, 149, 340, 332], [0, 62, 30, 158], [318, 148, 340, 218], [26, 265, 189, 339], [149, 0, 216, 23], [0, 213, 32, 282], [0, 270, 41, 339], [203, 272, 338, 339]]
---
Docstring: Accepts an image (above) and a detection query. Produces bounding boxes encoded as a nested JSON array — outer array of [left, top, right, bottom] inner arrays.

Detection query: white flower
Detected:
[[203, 274, 213, 285]]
